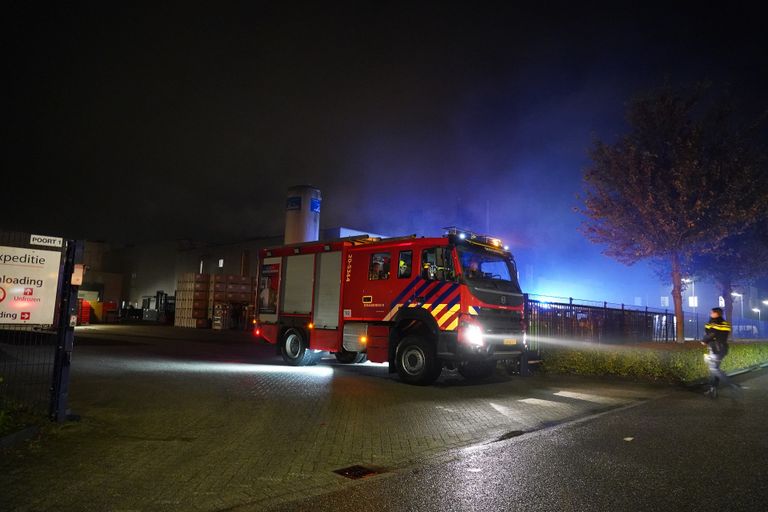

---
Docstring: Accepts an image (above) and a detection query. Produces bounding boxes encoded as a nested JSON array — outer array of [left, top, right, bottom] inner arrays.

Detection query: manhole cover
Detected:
[[333, 465, 381, 480]]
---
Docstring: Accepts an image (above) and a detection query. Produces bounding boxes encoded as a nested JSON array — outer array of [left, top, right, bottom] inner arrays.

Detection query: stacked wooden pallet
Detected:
[[174, 273, 210, 328]]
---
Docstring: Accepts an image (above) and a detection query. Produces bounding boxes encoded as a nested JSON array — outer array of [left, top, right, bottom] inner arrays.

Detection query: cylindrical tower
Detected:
[[284, 185, 321, 244]]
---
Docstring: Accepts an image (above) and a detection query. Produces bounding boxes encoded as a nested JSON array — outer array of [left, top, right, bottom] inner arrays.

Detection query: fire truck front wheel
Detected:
[[458, 360, 497, 381], [280, 328, 319, 366], [395, 336, 442, 385]]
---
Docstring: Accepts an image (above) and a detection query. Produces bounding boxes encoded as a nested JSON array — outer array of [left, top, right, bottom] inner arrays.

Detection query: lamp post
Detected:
[[683, 278, 698, 336], [753, 308, 761, 321]]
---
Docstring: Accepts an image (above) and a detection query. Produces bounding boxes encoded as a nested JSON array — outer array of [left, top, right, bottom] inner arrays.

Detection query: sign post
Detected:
[[49, 240, 84, 422]]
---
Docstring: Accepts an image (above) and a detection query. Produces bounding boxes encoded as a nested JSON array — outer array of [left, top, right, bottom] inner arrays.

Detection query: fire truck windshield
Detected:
[[456, 245, 521, 293]]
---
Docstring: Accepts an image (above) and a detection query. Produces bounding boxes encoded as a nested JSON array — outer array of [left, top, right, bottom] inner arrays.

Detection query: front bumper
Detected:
[[437, 330, 527, 361]]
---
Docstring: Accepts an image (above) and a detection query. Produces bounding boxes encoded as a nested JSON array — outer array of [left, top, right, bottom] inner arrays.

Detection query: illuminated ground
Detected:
[[2, 325, 669, 511], [270, 372, 768, 512]]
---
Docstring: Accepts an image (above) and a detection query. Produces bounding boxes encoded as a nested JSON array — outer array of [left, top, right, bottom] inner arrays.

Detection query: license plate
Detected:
[[503, 338, 517, 345]]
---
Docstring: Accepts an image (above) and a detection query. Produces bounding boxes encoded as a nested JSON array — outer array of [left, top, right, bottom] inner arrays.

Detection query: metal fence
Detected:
[[0, 230, 80, 421], [683, 311, 768, 340], [525, 294, 675, 348], [0, 327, 58, 414]]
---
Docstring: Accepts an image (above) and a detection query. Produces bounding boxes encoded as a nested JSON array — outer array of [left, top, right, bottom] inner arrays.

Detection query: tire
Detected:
[[504, 357, 521, 375], [279, 328, 318, 366], [395, 336, 442, 385], [458, 360, 497, 381], [334, 351, 368, 364], [334, 350, 359, 364]]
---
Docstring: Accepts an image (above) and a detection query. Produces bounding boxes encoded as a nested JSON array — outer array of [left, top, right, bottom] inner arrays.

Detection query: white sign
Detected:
[[72, 264, 84, 286], [0, 245, 62, 325], [688, 296, 698, 308], [30, 234, 63, 248], [718, 296, 725, 308]]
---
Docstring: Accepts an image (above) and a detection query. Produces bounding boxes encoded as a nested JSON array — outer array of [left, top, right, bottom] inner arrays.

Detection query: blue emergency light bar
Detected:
[[443, 227, 507, 250]]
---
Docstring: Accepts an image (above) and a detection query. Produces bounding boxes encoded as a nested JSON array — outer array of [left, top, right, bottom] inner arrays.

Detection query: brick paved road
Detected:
[[1, 325, 666, 511]]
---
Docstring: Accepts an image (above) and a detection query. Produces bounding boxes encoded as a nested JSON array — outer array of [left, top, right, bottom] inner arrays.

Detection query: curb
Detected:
[[0, 425, 39, 449], [684, 363, 767, 388]]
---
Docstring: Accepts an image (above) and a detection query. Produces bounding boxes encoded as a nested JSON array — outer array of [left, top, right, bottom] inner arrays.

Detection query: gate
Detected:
[[0, 230, 83, 422]]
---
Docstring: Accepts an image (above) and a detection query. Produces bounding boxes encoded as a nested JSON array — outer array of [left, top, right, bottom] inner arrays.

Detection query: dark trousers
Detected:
[[706, 355, 732, 389]]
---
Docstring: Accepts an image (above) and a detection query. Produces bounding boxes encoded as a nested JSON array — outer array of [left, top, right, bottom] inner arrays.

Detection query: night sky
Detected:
[[3, 3, 767, 303]]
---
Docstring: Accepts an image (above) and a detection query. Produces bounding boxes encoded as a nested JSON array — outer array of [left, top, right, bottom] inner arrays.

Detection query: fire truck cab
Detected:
[[255, 227, 528, 385]]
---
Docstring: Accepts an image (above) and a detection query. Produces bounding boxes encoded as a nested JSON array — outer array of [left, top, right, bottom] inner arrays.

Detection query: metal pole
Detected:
[[50, 240, 83, 422]]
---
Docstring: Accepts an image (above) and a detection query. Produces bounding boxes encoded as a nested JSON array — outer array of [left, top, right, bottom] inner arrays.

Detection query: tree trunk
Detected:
[[671, 253, 685, 342]]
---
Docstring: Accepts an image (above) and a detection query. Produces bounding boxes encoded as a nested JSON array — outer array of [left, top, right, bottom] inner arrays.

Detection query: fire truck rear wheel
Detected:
[[280, 328, 317, 366], [395, 336, 442, 385], [334, 351, 359, 364]]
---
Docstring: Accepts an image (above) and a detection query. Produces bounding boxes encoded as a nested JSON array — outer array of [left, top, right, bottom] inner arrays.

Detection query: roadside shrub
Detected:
[[541, 342, 768, 383], [0, 409, 8, 436]]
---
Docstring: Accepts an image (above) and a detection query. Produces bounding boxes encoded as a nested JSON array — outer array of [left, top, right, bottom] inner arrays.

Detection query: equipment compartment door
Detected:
[[281, 254, 315, 314], [313, 251, 342, 329]]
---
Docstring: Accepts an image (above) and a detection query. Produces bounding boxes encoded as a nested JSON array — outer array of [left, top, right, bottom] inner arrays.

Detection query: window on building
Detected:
[[218, 258, 224, 268], [368, 252, 391, 280], [398, 251, 413, 279]]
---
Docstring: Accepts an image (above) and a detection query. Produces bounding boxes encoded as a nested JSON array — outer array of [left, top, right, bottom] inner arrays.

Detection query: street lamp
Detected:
[[763, 299, 768, 306], [753, 308, 761, 321]]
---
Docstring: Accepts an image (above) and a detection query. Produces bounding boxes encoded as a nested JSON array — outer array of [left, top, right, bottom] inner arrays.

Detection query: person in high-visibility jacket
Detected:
[[700, 307, 741, 398]]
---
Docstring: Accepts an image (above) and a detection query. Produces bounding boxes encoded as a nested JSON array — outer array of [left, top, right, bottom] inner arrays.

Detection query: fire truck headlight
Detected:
[[465, 324, 484, 346]]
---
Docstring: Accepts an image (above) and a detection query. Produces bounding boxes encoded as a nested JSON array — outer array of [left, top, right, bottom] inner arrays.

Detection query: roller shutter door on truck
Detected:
[[281, 254, 315, 314], [313, 251, 342, 329]]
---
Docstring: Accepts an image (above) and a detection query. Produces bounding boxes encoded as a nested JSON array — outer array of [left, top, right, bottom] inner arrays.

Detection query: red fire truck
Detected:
[[255, 227, 528, 385]]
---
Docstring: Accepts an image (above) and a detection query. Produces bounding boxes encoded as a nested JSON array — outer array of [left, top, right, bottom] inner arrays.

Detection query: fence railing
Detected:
[[525, 294, 675, 348], [682, 311, 767, 340], [1, 230, 80, 422], [0, 326, 58, 414]]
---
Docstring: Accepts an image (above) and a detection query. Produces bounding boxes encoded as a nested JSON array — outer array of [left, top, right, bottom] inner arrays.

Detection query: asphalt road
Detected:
[[3, 325, 755, 511], [268, 370, 768, 512]]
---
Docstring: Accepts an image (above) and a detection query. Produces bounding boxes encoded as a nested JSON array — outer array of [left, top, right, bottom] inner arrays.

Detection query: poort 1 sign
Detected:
[[0, 245, 62, 325]]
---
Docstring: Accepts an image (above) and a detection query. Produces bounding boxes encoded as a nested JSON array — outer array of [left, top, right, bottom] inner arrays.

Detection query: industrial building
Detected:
[[77, 186, 386, 329]]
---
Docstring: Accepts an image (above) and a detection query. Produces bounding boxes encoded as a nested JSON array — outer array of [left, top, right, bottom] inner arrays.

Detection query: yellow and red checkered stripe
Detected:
[[382, 279, 467, 331]]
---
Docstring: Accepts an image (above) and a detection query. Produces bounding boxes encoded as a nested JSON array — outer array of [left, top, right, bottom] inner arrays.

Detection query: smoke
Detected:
[[4, 3, 764, 307]]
